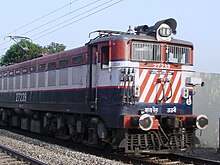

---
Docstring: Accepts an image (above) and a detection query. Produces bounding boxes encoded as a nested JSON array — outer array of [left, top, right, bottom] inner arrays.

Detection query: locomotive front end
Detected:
[[118, 18, 208, 153]]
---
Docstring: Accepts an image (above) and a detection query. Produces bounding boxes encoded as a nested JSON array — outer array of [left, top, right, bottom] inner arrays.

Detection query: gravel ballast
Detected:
[[0, 129, 129, 165]]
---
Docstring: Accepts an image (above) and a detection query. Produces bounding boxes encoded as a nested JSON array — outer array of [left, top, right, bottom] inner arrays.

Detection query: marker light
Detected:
[[181, 87, 189, 99]]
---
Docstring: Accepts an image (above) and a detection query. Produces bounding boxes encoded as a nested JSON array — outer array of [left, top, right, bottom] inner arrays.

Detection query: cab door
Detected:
[[87, 45, 98, 111], [87, 42, 110, 111]]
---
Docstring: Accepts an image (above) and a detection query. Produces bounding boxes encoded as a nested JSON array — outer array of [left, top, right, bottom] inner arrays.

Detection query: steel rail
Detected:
[[170, 153, 220, 165], [120, 152, 220, 165], [0, 144, 47, 165]]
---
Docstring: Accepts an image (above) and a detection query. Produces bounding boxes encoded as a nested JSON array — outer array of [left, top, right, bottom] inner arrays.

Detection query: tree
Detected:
[[0, 40, 66, 66], [0, 40, 41, 66], [42, 42, 66, 54]]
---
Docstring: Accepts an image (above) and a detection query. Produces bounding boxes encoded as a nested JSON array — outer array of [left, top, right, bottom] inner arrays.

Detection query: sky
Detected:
[[0, 0, 220, 73]]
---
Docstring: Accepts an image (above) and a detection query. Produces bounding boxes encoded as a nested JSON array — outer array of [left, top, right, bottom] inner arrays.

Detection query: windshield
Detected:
[[131, 42, 161, 62], [166, 45, 191, 64], [131, 41, 192, 65]]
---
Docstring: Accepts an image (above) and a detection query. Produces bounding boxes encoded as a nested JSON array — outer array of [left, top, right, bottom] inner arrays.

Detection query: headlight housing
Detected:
[[196, 114, 208, 130], [139, 114, 154, 131]]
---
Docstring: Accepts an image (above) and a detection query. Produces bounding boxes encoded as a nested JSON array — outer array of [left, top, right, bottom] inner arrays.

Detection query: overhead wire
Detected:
[[0, 0, 79, 55], [32, 0, 114, 39], [33, 0, 124, 40], [22, 0, 101, 36], [0, 0, 124, 55], [0, 0, 78, 40]]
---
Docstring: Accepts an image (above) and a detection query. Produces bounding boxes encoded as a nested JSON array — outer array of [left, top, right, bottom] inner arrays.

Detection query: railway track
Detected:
[[123, 153, 220, 165], [1, 127, 220, 165], [169, 153, 220, 165], [0, 144, 46, 165]]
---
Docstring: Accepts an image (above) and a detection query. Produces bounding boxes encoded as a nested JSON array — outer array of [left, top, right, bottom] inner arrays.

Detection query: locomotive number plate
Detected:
[[153, 63, 170, 69], [15, 92, 27, 102]]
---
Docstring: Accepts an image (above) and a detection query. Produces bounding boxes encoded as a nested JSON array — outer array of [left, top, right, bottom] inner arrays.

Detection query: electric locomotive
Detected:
[[0, 18, 208, 154]]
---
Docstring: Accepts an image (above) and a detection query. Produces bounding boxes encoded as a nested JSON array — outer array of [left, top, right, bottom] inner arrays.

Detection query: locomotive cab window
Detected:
[[166, 45, 191, 65], [101, 46, 109, 68], [131, 42, 161, 62]]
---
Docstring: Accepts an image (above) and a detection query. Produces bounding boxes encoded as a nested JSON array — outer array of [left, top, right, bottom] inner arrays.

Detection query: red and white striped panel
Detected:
[[137, 69, 182, 103]]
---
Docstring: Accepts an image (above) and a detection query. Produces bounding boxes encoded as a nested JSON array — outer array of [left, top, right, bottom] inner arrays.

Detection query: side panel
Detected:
[[0, 65, 88, 111], [0, 89, 87, 112]]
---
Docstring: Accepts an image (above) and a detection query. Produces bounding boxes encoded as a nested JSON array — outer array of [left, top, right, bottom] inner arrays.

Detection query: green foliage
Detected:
[[43, 42, 66, 54], [0, 40, 66, 66]]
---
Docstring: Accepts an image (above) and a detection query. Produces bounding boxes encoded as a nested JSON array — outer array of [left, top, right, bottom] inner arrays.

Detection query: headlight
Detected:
[[139, 114, 154, 131], [158, 27, 172, 37], [196, 114, 208, 130]]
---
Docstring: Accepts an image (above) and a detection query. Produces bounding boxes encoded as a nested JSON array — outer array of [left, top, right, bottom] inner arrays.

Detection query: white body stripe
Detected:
[[166, 71, 181, 103], [139, 71, 156, 102]]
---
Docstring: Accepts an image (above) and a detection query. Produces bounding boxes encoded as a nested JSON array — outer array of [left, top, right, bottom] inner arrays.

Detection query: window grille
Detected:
[[48, 70, 56, 86], [30, 74, 36, 88], [59, 69, 68, 85], [38, 72, 45, 87], [131, 42, 161, 62], [166, 45, 191, 64], [22, 75, 28, 88], [9, 77, 13, 89], [15, 77, 20, 89], [3, 78, 7, 90], [0, 79, 2, 90]]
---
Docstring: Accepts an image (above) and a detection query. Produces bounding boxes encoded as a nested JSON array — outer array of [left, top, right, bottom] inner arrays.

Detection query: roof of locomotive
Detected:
[[0, 46, 87, 72], [88, 18, 192, 46], [88, 32, 193, 47]]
